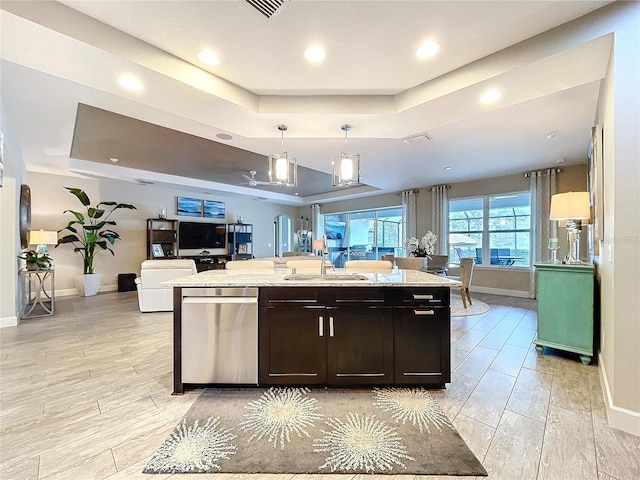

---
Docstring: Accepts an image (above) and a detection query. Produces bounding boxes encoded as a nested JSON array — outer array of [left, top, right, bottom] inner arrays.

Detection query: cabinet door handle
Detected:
[[319, 316, 324, 336], [329, 316, 334, 337], [413, 294, 434, 300], [414, 309, 435, 315]]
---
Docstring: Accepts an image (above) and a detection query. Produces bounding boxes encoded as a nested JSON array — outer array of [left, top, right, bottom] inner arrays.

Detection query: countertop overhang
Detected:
[[164, 268, 462, 288]]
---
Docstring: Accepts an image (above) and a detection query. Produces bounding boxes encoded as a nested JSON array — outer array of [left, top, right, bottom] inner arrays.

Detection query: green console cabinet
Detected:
[[534, 263, 594, 365]]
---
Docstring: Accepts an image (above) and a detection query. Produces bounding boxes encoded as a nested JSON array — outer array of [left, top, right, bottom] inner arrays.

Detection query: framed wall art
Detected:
[[588, 124, 604, 242], [176, 196, 202, 217]]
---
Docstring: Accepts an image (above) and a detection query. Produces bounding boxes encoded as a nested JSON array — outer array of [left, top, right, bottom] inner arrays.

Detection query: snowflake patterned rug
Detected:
[[143, 387, 487, 476]]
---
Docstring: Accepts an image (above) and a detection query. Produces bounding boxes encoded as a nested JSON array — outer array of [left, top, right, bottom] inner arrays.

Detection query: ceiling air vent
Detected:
[[134, 179, 155, 186], [245, 0, 286, 19], [402, 132, 433, 145]]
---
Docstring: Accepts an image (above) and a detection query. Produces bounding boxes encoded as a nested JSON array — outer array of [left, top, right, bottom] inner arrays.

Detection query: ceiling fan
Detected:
[[239, 170, 269, 187]]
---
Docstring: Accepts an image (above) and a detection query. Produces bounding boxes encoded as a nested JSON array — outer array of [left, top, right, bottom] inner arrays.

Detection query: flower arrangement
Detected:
[[406, 231, 438, 257], [18, 249, 53, 270]]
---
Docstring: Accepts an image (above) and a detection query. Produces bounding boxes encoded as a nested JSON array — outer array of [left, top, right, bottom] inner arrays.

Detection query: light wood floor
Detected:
[[1, 292, 638, 480]]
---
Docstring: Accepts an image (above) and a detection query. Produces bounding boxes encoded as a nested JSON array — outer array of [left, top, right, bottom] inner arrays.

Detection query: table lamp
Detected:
[[549, 192, 590, 264], [29, 230, 58, 255]]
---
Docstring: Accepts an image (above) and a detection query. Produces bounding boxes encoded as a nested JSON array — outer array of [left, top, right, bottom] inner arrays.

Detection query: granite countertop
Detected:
[[164, 268, 462, 287]]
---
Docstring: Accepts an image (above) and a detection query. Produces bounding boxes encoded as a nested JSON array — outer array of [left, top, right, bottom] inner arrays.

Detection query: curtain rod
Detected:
[[426, 184, 451, 192], [524, 168, 562, 178]]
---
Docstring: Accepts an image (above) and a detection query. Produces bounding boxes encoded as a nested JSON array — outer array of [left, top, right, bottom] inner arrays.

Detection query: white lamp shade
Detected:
[[549, 192, 591, 220], [29, 230, 58, 246]]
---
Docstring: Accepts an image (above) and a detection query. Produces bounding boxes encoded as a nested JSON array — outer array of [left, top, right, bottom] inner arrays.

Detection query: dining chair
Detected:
[[381, 254, 395, 266], [446, 257, 474, 308], [344, 260, 393, 272], [226, 260, 275, 270], [426, 254, 449, 274], [286, 259, 324, 273], [394, 256, 427, 271]]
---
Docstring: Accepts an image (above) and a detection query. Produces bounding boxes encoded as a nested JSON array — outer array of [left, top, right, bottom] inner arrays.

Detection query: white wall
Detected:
[[0, 149, 22, 326], [27, 172, 299, 293], [593, 2, 640, 435]]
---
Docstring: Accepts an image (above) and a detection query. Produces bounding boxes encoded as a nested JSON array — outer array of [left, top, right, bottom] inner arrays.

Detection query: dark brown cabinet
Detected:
[[259, 306, 327, 384], [392, 286, 450, 386], [259, 287, 393, 386], [394, 307, 450, 385], [259, 286, 448, 387], [326, 306, 393, 385]]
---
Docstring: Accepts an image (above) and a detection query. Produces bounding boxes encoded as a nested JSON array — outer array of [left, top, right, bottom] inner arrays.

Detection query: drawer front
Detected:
[[259, 287, 322, 306], [328, 287, 387, 306], [393, 287, 450, 307]]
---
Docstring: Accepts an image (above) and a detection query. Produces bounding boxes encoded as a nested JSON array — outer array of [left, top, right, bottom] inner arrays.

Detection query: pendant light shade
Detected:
[[332, 124, 360, 187], [268, 124, 297, 187]]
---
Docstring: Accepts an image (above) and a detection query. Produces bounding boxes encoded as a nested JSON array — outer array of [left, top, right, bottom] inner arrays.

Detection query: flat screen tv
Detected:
[[178, 221, 226, 250]]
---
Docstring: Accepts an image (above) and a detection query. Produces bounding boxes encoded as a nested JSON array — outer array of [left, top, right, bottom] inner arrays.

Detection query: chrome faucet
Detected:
[[315, 235, 328, 275]]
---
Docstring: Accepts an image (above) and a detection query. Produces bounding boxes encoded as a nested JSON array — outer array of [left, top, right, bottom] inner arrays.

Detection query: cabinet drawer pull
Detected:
[[319, 316, 324, 337], [412, 294, 434, 300], [413, 309, 435, 315], [329, 316, 334, 337]]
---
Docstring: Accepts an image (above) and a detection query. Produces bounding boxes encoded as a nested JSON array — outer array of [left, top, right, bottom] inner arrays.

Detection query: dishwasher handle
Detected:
[[183, 297, 257, 305]]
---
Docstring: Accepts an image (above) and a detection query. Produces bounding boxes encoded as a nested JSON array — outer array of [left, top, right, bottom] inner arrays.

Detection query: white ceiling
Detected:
[[0, 0, 613, 205]]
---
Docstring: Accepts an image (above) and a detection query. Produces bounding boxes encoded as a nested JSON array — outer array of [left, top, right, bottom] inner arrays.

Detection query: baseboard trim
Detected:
[[470, 286, 530, 298], [598, 352, 640, 436], [57, 284, 118, 297], [0, 316, 19, 328]]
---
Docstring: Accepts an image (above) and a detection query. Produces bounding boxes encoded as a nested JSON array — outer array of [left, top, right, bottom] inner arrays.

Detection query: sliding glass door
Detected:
[[323, 207, 402, 268]]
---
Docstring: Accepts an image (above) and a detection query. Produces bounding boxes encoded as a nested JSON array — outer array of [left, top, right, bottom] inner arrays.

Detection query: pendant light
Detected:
[[268, 124, 297, 187], [332, 124, 360, 187]]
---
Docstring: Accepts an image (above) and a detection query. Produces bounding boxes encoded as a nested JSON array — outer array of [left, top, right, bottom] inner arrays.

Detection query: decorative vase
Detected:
[[75, 273, 101, 297]]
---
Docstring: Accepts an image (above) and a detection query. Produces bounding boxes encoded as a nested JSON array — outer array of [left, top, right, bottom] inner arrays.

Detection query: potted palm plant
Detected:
[[56, 187, 136, 296]]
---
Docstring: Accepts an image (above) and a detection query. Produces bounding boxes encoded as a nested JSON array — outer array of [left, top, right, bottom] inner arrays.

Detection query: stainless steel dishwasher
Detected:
[[181, 287, 258, 384]]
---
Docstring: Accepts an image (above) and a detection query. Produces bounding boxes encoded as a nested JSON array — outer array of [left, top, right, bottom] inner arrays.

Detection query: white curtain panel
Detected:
[[431, 185, 449, 255], [529, 169, 558, 297], [311, 204, 322, 240], [402, 190, 417, 246]]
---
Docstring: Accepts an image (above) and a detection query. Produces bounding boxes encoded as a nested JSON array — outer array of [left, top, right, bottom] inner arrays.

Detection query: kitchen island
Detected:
[[166, 268, 461, 393]]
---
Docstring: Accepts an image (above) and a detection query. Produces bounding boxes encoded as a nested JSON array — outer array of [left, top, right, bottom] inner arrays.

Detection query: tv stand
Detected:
[[183, 255, 231, 272]]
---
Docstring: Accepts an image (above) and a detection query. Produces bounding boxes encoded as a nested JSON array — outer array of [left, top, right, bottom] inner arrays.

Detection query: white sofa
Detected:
[[135, 259, 197, 312]]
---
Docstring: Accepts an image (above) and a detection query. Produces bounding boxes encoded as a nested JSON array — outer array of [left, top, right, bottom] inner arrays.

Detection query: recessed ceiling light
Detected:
[[547, 132, 557, 139], [480, 89, 502, 104], [416, 41, 440, 59], [216, 133, 233, 141], [118, 74, 143, 91], [557, 158, 566, 164], [197, 49, 220, 66], [444, 166, 452, 171], [304, 45, 325, 63]]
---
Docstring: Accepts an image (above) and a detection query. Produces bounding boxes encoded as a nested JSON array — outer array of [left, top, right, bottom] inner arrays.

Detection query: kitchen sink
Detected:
[[284, 273, 368, 281]]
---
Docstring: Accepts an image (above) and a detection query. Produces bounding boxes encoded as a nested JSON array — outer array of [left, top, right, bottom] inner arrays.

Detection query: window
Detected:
[[449, 192, 530, 267], [323, 207, 403, 268]]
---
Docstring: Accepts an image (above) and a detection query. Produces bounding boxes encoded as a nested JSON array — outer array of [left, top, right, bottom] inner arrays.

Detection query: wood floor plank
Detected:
[[453, 345, 499, 380], [459, 370, 516, 428], [538, 404, 597, 480], [40, 449, 117, 480], [489, 344, 528, 378], [592, 411, 640, 480], [481, 410, 544, 480], [452, 413, 495, 461], [505, 367, 552, 423], [0, 455, 40, 480]]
